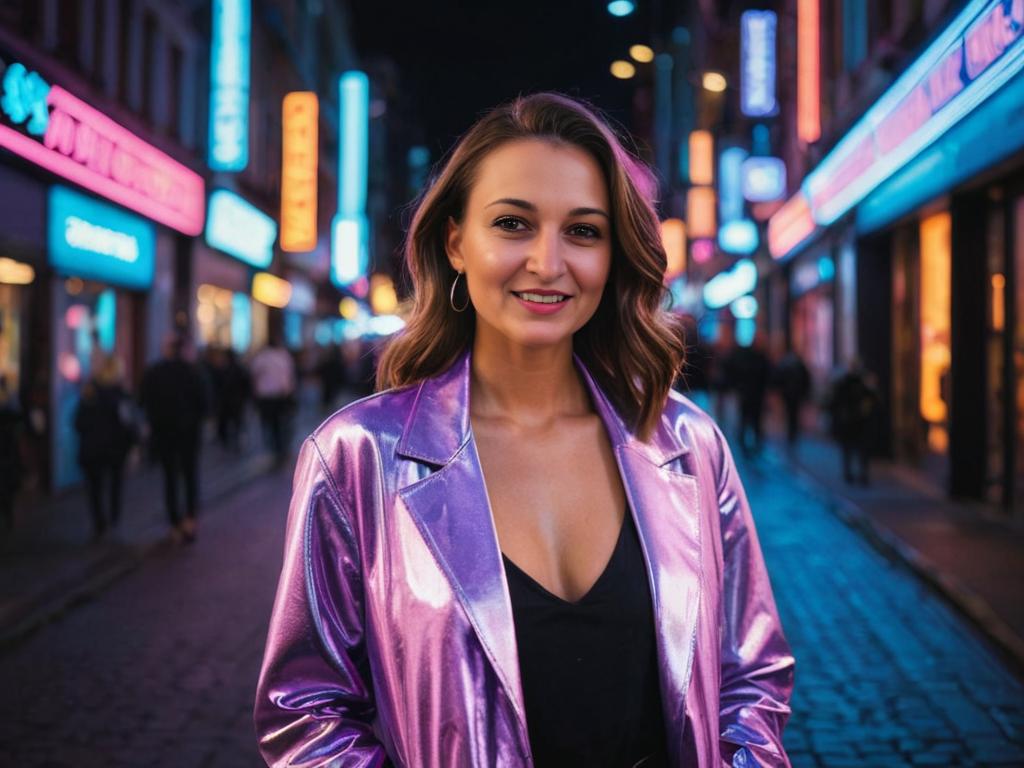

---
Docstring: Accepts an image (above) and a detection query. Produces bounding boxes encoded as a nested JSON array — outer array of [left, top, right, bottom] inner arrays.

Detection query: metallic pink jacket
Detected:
[[255, 348, 795, 767]]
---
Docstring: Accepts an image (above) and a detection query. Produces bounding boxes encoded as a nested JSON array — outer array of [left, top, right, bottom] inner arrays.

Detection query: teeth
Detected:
[[517, 292, 567, 304]]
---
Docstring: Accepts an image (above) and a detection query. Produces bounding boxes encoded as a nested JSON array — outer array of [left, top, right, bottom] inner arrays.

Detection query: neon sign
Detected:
[[703, 259, 758, 310], [332, 71, 370, 287], [767, 191, 815, 259], [797, 0, 821, 143], [741, 11, 777, 117], [208, 0, 251, 171], [718, 219, 759, 255], [742, 156, 786, 202], [205, 189, 276, 268], [803, 0, 1024, 227], [280, 92, 318, 252], [0, 57, 205, 235], [48, 185, 155, 290], [719, 147, 748, 222]]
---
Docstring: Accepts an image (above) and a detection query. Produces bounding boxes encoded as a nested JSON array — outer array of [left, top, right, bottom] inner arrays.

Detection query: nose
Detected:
[[525, 228, 566, 280]]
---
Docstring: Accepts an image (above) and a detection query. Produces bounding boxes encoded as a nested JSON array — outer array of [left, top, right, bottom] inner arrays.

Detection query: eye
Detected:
[[568, 223, 601, 239], [493, 216, 527, 232]]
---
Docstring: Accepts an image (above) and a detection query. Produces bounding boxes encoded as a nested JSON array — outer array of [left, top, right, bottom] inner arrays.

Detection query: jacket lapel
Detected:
[[395, 348, 703, 751], [395, 351, 528, 736], [575, 357, 703, 743]]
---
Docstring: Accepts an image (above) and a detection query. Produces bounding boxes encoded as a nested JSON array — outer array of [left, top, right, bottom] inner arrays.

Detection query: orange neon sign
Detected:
[[687, 187, 716, 239], [689, 130, 713, 186], [797, 0, 820, 143], [280, 92, 319, 252]]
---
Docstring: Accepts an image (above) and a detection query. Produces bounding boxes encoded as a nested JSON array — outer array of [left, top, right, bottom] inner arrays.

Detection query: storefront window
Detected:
[[196, 283, 235, 350], [919, 212, 951, 454], [1015, 195, 1024, 516], [985, 197, 1007, 505], [0, 283, 23, 395]]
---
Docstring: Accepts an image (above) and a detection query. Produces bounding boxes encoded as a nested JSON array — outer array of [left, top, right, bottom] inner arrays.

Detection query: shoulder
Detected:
[[307, 383, 420, 459], [662, 388, 727, 467]]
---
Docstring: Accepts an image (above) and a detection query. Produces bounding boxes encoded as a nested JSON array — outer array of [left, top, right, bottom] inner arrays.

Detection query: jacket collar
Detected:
[[396, 346, 691, 467]]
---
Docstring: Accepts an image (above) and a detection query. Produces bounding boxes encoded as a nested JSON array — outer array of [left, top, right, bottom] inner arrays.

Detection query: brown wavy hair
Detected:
[[376, 92, 684, 441]]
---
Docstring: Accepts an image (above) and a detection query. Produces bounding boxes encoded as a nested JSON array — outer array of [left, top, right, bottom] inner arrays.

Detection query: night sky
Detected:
[[348, 0, 673, 157]]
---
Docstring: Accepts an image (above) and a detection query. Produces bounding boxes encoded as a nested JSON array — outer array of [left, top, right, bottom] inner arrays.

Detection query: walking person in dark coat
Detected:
[[73, 355, 135, 540], [0, 375, 22, 532], [724, 337, 773, 457], [827, 360, 880, 485], [772, 350, 812, 447], [140, 334, 208, 543], [217, 348, 250, 452]]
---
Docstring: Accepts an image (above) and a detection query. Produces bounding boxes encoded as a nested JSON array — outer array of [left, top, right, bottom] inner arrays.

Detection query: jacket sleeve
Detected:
[[712, 424, 795, 767], [254, 437, 390, 768]]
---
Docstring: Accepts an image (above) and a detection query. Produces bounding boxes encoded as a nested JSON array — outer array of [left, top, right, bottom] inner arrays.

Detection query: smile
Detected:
[[511, 291, 569, 304]]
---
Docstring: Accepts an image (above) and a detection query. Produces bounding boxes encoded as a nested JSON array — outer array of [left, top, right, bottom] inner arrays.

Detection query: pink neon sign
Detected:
[[0, 85, 204, 235]]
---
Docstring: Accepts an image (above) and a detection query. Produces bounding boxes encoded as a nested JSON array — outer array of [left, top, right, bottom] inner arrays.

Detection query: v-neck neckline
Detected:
[[501, 511, 630, 607]]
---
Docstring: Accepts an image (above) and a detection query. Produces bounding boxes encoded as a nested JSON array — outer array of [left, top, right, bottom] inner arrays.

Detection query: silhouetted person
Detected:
[[251, 336, 296, 465], [724, 339, 772, 456], [828, 360, 880, 485], [317, 344, 347, 410], [217, 348, 250, 451], [0, 375, 21, 532], [140, 334, 208, 543], [772, 350, 812, 446], [74, 355, 135, 540]]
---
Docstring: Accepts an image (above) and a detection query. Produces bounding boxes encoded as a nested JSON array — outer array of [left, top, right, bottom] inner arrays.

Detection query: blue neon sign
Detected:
[[208, 0, 251, 171], [719, 147, 748, 222], [703, 259, 758, 309], [332, 214, 369, 286], [741, 11, 778, 117], [742, 156, 787, 202], [333, 71, 370, 287], [1, 61, 50, 135], [205, 189, 276, 268], [48, 185, 155, 289], [718, 219, 760, 255], [339, 71, 369, 216]]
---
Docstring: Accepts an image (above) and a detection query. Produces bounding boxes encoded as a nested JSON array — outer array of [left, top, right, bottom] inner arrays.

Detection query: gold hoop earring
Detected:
[[449, 271, 469, 313]]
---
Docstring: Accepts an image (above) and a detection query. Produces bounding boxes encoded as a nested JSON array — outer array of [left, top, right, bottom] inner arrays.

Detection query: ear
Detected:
[[445, 216, 466, 273]]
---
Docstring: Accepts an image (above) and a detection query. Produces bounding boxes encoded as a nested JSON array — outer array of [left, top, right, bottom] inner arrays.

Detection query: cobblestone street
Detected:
[[0, 442, 1022, 767]]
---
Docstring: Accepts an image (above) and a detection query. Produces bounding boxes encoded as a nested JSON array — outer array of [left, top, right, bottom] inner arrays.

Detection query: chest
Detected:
[[473, 415, 628, 603]]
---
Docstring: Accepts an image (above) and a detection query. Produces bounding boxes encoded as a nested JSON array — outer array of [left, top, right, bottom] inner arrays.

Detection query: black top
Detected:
[[502, 509, 669, 768]]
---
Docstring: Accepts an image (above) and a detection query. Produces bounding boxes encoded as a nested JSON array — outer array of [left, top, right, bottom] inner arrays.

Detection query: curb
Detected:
[[762, 448, 1024, 681], [0, 453, 275, 652]]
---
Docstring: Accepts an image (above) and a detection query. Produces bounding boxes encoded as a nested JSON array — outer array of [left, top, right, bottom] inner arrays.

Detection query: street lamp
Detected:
[[702, 71, 727, 92], [630, 44, 654, 63], [610, 60, 636, 79]]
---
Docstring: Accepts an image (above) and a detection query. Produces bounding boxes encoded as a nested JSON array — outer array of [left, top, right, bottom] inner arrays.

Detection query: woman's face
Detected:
[[446, 139, 613, 352]]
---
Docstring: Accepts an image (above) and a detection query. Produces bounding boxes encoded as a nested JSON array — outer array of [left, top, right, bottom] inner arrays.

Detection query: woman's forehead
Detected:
[[468, 140, 609, 210]]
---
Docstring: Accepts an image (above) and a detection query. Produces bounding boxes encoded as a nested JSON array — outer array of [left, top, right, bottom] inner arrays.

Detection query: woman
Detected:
[[255, 93, 794, 767]]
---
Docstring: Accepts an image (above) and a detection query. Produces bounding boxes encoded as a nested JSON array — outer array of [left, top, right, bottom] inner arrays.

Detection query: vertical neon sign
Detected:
[[332, 71, 370, 287], [797, 0, 821, 143], [208, 0, 251, 171], [741, 10, 778, 117], [280, 92, 319, 252]]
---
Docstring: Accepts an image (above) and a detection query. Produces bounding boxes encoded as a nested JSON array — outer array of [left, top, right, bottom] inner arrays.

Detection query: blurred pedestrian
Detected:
[[827, 360, 880, 485], [217, 348, 250, 452], [0, 375, 22, 532], [251, 336, 296, 465], [772, 349, 812, 447], [74, 355, 135, 541], [316, 344, 347, 410], [724, 337, 772, 456], [140, 334, 208, 543]]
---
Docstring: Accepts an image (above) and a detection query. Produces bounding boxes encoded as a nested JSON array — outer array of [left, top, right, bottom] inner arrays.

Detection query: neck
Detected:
[[469, 333, 590, 429]]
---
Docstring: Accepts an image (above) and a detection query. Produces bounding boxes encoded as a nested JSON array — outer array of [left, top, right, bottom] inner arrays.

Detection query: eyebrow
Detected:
[[485, 198, 610, 220]]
